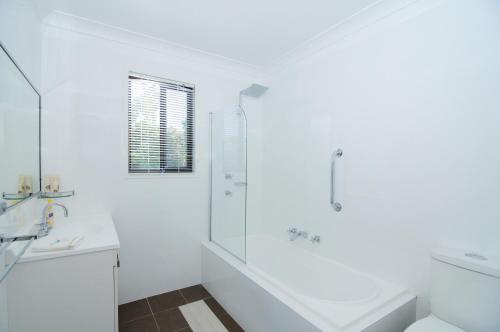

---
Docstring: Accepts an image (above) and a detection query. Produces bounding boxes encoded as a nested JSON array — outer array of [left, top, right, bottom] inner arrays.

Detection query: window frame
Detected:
[[127, 72, 195, 174]]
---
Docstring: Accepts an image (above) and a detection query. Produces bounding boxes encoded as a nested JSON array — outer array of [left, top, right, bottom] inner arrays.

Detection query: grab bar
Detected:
[[0, 237, 34, 283], [330, 149, 343, 212]]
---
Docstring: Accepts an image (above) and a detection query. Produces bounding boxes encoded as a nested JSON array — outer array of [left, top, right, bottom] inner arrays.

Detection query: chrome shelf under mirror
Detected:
[[0, 192, 39, 217], [38, 190, 75, 199], [2, 192, 33, 200]]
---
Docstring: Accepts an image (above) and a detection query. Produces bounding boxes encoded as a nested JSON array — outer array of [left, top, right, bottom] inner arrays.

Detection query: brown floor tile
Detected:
[[219, 314, 245, 332], [179, 284, 211, 303], [119, 299, 152, 324], [177, 328, 193, 332], [204, 298, 227, 319], [154, 308, 189, 332], [120, 315, 158, 332], [148, 290, 186, 313]]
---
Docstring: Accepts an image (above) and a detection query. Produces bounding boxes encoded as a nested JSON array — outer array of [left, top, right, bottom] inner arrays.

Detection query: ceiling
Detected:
[[33, 0, 378, 66]]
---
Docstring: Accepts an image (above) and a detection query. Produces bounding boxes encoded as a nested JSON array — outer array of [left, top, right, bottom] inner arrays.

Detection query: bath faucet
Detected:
[[287, 228, 308, 241], [310, 235, 321, 243], [38, 202, 68, 238]]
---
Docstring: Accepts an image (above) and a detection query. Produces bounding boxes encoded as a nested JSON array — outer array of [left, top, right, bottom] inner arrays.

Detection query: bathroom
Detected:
[[0, 0, 499, 331]]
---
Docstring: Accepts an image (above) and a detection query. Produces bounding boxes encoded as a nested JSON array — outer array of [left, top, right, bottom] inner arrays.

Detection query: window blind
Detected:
[[128, 73, 194, 173]]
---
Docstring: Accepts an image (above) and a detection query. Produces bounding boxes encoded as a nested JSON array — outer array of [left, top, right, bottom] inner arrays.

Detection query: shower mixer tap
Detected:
[[310, 235, 321, 243], [287, 228, 308, 241]]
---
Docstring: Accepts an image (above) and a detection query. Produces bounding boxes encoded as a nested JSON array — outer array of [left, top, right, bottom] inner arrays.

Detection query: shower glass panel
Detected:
[[210, 107, 247, 261]]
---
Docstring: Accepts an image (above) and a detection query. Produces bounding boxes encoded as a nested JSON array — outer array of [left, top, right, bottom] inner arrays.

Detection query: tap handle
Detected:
[[310, 235, 321, 243]]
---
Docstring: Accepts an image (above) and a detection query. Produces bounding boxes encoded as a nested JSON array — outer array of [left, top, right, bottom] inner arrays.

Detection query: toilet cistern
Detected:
[[405, 247, 500, 332]]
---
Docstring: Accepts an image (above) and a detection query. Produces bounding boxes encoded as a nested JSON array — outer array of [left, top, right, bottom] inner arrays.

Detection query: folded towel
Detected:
[[31, 235, 84, 252]]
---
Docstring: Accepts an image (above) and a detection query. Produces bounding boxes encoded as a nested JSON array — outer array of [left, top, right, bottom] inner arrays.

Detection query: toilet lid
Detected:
[[405, 315, 466, 332]]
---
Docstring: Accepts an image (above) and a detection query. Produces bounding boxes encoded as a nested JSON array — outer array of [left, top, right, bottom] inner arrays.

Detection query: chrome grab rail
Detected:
[[0, 237, 34, 283], [330, 148, 343, 212]]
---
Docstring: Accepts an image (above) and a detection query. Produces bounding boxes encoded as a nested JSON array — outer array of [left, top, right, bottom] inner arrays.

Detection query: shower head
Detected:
[[240, 84, 268, 98]]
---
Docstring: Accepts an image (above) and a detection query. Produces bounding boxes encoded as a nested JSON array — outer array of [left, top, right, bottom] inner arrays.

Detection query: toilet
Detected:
[[406, 248, 500, 332]]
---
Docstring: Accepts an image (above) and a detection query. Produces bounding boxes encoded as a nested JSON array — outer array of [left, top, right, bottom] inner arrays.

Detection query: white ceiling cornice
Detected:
[[265, 0, 443, 76], [39, 0, 445, 80], [42, 11, 265, 79]]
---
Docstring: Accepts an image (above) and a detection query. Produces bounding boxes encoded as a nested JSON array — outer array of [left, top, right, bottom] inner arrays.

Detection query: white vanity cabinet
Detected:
[[5, 214, 120, 332]]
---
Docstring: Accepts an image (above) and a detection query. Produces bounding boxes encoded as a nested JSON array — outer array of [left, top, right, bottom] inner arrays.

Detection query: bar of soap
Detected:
[[43, 175, 61, 192]]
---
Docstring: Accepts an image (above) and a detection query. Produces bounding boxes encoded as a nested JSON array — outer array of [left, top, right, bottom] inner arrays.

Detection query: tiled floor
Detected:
[[119, 284, 244, 332]]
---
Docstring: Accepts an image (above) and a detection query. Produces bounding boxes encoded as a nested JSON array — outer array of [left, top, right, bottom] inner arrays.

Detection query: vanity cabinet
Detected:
[[6, 249, 119, 332]]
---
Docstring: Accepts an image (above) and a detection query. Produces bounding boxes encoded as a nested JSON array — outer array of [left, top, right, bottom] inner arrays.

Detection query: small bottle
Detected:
[[46, 198, 55, 228]]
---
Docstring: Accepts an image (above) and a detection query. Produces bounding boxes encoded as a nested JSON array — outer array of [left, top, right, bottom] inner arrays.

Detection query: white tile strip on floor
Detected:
[[179, 300, 228, 332]]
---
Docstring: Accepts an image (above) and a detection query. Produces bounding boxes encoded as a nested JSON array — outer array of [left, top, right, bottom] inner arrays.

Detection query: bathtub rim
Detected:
[[203, 240, 416, 331], [246, 234, 384, 305], [247, 262, 383, 307]]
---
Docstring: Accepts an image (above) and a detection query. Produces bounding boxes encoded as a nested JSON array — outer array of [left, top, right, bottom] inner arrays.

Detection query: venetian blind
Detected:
[[128, 73, 194, 173]]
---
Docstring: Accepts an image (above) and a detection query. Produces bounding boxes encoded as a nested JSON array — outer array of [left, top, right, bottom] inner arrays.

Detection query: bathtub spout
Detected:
[[287, 228, 308, 241]]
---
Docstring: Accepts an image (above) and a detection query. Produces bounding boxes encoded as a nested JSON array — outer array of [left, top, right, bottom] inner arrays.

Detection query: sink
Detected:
[[6, 214, 119, 263], [49, 219, 105, 237]]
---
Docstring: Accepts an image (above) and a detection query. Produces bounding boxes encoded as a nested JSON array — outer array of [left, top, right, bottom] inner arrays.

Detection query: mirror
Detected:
[[0, 43, 40, 215]]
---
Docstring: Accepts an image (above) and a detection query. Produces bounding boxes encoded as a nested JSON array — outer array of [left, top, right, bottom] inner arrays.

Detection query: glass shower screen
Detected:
[[209, 107, 247, 261]]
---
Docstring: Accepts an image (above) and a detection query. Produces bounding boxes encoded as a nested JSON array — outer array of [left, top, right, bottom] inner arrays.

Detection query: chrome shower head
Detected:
[[240, 84, 268, 98]]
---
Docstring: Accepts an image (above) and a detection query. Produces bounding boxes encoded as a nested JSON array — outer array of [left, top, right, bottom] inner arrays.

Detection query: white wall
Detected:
[[259, 0, 500, 318], [40, 12, 263, 304]]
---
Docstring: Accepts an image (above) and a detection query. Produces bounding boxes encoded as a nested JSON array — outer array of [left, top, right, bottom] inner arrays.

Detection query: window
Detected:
[[128, 73, 194, 173]]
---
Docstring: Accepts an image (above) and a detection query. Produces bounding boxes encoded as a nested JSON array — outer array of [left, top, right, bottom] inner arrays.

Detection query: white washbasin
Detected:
[[47, 219, 105, 237], [7, 214, 119, 263]]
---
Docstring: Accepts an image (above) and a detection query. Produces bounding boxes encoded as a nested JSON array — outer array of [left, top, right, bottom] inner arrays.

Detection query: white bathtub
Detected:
[[202, 235, 416, 332]]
